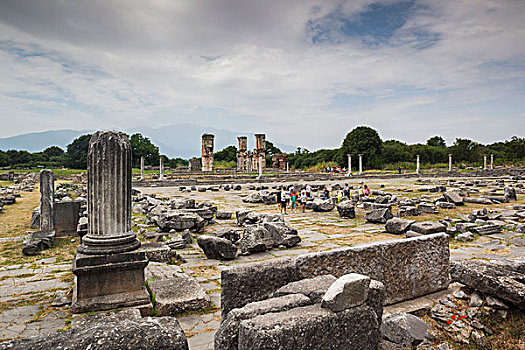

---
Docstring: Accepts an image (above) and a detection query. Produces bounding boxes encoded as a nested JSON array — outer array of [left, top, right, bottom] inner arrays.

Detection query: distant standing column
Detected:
[[358, 154, 363, 175], [201, 134, 215, 172], [258, 156, 263, 178], [490, 154, 494, 169], [416, 154, 420, 174], [448, 154, 452, 172], [140, 156, 145, 181], [347, 154, 352, 176], [159, 157, 164, 180], [286, 162, 289, 173], [39, 169, 55, 233], [483, 154, 487, 170]]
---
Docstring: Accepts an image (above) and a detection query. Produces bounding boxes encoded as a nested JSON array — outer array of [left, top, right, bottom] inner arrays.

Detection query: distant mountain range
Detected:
[[0, 124, 295, 158]]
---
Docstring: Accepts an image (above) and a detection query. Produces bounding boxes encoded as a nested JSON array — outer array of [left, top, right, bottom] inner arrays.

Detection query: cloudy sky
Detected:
[[1, 0, 524, 150]]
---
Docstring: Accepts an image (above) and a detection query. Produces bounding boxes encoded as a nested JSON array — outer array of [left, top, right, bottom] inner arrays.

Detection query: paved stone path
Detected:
[[0, 176, 523, 349]]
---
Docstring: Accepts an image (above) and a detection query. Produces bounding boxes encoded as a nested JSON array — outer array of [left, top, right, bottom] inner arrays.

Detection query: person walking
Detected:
[[290, 189, 297, 212], [281, 187, 288, 214], [364, 184, 370, 196], [300, 187, 307, 213], [276, 188, 282, 213], [306, 184, 312, 198]]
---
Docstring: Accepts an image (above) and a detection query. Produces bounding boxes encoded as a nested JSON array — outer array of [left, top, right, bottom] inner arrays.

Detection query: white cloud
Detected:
[[0, 0, 524, 151]]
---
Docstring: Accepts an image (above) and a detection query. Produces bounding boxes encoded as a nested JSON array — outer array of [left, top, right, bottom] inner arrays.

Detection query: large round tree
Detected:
[[340, 126, 383, 168]]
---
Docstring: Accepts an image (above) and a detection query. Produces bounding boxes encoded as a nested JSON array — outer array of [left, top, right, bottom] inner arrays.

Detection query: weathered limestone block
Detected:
[[215, 294, 312, 350], [216, 210, 233, 220], [450, 259, 525, 309], [262, 222, 301, 248], [221, 257, 298, 317], [239, 225, 274, 253], [382, 312, 431, 348], [385, 218, 415, 234], [444, 191, 464, 205], [410, 221, 446, 235], [365, 207, 393, 224], [237, 303, 381, 350], [337, 200, 355, 218], [214, 228, 241, 243], [0, 315, 189, 350], [295, 233, 450, 304], [321, 273, 370, 312], [30, 207, 40, 229], [147, 264, 211, 315], [157, 210, 205, 232], [140, 242, 171, 263], [197, 235, 237, 260], [311, 198, 335, 212], [271, 275, 337, 303]]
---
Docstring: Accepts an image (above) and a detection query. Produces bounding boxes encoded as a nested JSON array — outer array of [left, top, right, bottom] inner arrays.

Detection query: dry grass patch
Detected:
[[186, 265, 220, 278], [308, 232, 402, 252], [0, 189, 40, 239], [0, 237, 77, 267]]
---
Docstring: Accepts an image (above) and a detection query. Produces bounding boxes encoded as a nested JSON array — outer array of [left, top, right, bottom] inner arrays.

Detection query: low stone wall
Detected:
[[221, 233, 449, 317]]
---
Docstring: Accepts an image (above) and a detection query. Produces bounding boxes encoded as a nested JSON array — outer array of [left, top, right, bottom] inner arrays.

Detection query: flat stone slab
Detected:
[[147, 264, 211, 316], [271, 275, 336, 303]]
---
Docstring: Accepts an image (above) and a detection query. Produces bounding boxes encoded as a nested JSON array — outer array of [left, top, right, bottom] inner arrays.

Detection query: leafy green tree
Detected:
[[65, 134, 92, 169], [451, 138, 482, 162], [130, 133, 160, 167], [381, 140, 411, 164], [43, 146, 64, 159], [7, 150, 33, 165], [340, 126, 383, 167], [214, 145, 237, 162], [165, 157, 189, 168], [426, 136, 446, 148], [0, 150, 8, 167]]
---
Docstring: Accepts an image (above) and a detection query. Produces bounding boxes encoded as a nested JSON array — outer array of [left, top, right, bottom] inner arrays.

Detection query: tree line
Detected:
[[1, 127, 523, 170], [0, 133, 188, 169]]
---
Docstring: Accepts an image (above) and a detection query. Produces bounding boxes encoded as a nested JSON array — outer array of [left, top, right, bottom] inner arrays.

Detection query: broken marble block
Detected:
[[145, 264, 211, 315], [197, 235, 237, 260], [321, 273, 371, 312]]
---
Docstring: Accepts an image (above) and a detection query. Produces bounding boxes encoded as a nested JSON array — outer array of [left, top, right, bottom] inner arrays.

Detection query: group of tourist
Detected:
[[275, 183, 371, 214], [325, 166, 347, 174]]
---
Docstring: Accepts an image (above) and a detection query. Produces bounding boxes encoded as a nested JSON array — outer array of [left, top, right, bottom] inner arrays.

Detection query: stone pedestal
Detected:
[[72, 130, 150, 314]]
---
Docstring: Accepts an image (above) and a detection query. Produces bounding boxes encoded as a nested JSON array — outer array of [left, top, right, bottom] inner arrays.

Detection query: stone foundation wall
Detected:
[[221, 233, 450, 317]]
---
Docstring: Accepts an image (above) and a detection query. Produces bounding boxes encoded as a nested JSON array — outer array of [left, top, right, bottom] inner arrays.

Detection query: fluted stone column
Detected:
[[490, 154, 494, 169], [140, 156, 145, 181], [286, 162, 289, 173], [448, 154, 452, 172], [39, 169, 55, 233], [159, 157, 164, 180], [347, 154, 352, 176], [483, 154, 487, 170], [358, 154, 363, 175], [72, 131, 149, 314], [416, 154, 420, 174]]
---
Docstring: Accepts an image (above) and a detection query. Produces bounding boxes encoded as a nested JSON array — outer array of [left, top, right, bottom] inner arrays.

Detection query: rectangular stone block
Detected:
[[54, 201, 83, 236], [238, 303, 381, 350], [295, 233, 449, 305], [221, 257, 298, 318]]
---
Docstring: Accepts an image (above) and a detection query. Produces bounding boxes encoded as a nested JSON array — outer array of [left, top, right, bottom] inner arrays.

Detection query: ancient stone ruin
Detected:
[[202, 134, 215, 172], [72, 131, 151, 313], [272, 153, 288, 171]]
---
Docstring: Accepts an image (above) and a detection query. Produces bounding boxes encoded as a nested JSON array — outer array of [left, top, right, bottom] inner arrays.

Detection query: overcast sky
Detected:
[[0, 0, 524, 150]]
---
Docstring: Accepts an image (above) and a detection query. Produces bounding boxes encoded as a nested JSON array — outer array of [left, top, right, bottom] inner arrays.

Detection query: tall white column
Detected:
[[286, 162, 289, 172], [257, 156, 263, 178], [358, 154, 363, 175], [483, 154, 487, 170], [140, 156, 145, 181], [448, 154, 452, 172], [490, 154, 494, 169], [416, 154, 420, 174], [347, 154, 352, 176], [159, 157, 164, 180], [39, 170, 54, 233]]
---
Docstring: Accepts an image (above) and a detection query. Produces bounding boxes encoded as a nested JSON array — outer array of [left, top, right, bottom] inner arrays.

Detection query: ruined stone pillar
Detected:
[[39, 169, 54, 233], [201, 134, 214, 172], [358, 154, 363, 175], [237, 136, 247, 171], [483, 154, 487, 170], [72, 130, 150, 314], [258, 157, 263, 177], [286, 162, 289, 172], [416, 154, 420, 174], [254, 134, 266, 170], [448, 154, 452, 172], [140, 156, 145, 181], [490, 154, 494, 169], [347, 154, 352, 176], [159, 157, 164, 180]]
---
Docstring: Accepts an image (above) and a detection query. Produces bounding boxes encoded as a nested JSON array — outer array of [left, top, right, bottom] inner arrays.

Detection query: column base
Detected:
[[71, 250, 151, 314]]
